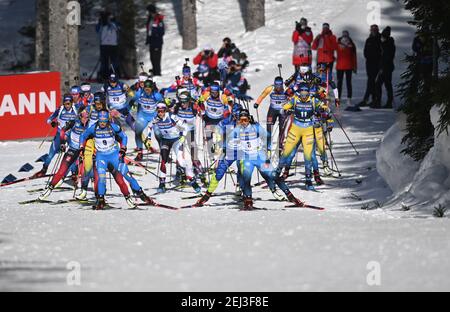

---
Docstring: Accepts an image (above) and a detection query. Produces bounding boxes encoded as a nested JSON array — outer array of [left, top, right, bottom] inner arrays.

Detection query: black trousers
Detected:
[[363, 62, 380, 103], [150, 47, 162, 76], [337, 70, 353, 99], [100, 45, 120, 80], [376, 68, 394, 106]]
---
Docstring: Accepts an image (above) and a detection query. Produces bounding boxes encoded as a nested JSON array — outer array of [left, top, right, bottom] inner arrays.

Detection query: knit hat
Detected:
[[381, 26, 391, 38]]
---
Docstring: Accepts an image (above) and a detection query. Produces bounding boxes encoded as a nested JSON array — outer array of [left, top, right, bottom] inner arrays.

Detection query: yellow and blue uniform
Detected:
[[278, 94, 328, 181]]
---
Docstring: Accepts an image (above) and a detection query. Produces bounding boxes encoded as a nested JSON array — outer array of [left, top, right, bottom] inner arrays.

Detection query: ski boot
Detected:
[[55, 179, 64, 188], [75, 188, 88, 200], [134, 149, 144, 161], [32, 165, 48, 179], [313, 170, 324, 186], [195, 191, 212, 207], [271, 188, 286, 201], [322, 161, 333, 176], [157, 179, 166, 193], [38, 185, 54, 201], [174, 165, 187, 186], [286, 191, 305, 207], [305, 178, 315, 191], [125, 195, 137, 209], [235, 186, 243, 197], [94, 196, 106, 210], [136, 188, 156, 205], [241, 196, 254, 211], [188, 179, 202, 193]]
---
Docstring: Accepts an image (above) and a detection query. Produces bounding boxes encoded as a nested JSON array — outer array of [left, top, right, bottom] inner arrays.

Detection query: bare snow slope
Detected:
[[1, 0, 450, 291]]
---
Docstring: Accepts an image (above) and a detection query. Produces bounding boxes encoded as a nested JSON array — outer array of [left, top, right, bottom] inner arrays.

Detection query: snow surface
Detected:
[[1, 0, 450, 292], [377, 106, 450, 216]]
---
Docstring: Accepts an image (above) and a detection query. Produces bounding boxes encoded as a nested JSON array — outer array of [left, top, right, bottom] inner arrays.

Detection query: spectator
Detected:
[[312, 23, 337, 82], [412, 27, 435, 83], [359, 24, 382, 107], [193, 44, 219, 85], [336, 30, 357, 107], [236, 52, 249, 71], [374, 26, 395, 108], [145, 4, 165, 76], [218, 37, 233, 58], [96, 10, 120, 81], [292, 17, 313, 70]]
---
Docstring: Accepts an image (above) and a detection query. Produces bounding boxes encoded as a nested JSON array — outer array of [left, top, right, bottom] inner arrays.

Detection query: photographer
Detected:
[[193, 44, 219, 70], [96, 10, 120, 81], [292, 17, 313, 71], [145, 4, 165, 76], [218, 37, 233, 58]]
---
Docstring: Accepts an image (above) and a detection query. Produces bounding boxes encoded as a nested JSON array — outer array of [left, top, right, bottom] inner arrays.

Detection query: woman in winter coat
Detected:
[[292, 17, 313, 70], [312, 23, 338, 81], [336, 30, 357, 106]]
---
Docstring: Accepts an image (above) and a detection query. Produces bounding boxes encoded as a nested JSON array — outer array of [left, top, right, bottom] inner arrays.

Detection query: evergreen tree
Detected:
[[400, 0, 450, 160]]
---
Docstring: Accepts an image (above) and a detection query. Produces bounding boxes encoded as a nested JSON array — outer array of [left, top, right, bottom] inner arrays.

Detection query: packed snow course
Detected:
[[1, 0, 449, 291]]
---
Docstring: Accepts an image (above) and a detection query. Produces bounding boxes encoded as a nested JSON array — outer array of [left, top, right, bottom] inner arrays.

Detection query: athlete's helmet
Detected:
[[299, 64, 310, 74], [98, 110, 110, 123], [138, 72, 149, 82], [80, 82, 91, 93], [143, 79, 154, 89], [182, 65, 191, 76], [93, 92, 105, 103], [70, 85, 81, 95], [296, 83, 310, 100], [178, 90, 190, 103], [156, 102, 167, 110], [109, 74, 118, 83], [63, 93, 73, 103], [232, 104, 243, 119], [274, 76, 284, 89]]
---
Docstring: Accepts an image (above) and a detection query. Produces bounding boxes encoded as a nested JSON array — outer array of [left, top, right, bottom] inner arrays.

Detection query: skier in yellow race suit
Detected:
[[275, 83, 329, 191]]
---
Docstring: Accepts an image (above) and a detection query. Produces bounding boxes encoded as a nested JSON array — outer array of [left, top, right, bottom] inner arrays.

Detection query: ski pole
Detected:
[[278, 64, 283, 77], [324, 126, 341, 177], [38, 127, 55, 149], [331, 112, 359, 155]]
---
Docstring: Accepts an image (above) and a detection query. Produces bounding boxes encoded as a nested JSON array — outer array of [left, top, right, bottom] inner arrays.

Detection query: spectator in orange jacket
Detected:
[[336, 30, 357, 107], [292, 17, 313, 70], [312, 23, 338, 81]]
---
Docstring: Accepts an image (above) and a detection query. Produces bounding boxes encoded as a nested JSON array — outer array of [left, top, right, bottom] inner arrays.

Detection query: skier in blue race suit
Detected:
[[132, 79, 163, 161], [79, 110, 136, 210], [33, 93, 78, 178]]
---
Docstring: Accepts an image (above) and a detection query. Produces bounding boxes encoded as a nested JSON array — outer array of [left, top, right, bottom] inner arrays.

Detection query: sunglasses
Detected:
[[240, 117, 249, 122]]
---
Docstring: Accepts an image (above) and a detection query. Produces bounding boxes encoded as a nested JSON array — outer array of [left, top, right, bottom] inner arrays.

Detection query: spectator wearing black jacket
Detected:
[[374, 26, 396, 108], [359, 24, 382, 107], [146, 4, 165, 76]]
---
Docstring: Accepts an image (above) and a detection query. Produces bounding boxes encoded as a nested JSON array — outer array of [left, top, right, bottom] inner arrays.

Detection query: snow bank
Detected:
[[377, 106, 450, 213]]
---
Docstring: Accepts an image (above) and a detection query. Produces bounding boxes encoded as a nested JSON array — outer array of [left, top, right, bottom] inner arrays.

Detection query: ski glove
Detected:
[[50, 120, 58, 128], [179, 136, 186, 144], [119, 146, 127, 159], [254, 103, 259, 109], [60, 144, 66, 153], [334, 98, 340, 108]]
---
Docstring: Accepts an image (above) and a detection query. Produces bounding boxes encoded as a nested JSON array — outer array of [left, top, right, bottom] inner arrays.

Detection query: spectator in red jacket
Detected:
[[312, 23, 338, 81], [336, 30, 357, 107], [193, 44, 219, 86], [292, 17, 313, 70], [193, 44, 219, 70]]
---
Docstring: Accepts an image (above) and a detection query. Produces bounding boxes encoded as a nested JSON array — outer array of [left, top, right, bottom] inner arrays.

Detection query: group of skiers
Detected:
[[27, 17, 349, 210]]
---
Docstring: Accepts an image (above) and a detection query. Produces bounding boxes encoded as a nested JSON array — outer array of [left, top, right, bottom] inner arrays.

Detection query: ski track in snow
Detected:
[[1, 0, 450, 291]]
